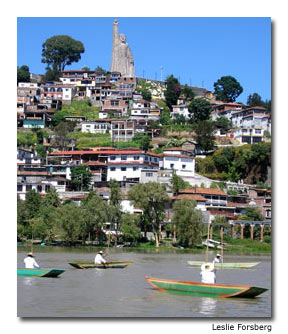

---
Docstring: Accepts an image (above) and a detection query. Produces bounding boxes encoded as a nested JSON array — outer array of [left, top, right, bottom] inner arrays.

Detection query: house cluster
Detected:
[[17, 144, 271, 228], [211, 103, 271, 144]]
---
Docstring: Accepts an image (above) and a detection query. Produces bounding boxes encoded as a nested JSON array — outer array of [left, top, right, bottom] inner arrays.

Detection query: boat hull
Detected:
[[145, 277, 268, 298], [187, 261, 260, 269], [17, 268, 65, 277], [68, 261, 133, 269]]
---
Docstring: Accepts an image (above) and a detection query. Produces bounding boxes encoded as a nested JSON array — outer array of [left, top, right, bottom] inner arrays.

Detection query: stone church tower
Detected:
[[110, 19, 135, 77]]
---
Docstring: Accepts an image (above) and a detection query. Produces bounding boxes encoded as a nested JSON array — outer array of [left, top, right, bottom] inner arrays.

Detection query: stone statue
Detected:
[[110, 19, 135, 77]]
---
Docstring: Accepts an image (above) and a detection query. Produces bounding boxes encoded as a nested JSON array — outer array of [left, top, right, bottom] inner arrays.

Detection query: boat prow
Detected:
[[145, 277, 268, 298], [17, 268, 65, 278]]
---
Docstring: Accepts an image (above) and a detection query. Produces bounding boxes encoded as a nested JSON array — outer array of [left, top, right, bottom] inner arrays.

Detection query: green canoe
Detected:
[[187, 261, 260, 269], [17, 268, 65, 277], [69, 261, 133, 269], [145, 277, 268, 298]]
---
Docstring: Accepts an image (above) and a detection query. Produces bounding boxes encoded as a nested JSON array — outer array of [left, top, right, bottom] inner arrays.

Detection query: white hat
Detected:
[[216, 253, 222, 257], [99, 251, 103, 254], [201, 262, 215, 272]]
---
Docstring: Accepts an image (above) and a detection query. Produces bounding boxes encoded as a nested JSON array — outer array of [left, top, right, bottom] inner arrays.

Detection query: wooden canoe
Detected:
[[187, 261, 260, 269], [17, 268, 65, 278], [145, 277, 268, 298], [68, 261, 133, 269]]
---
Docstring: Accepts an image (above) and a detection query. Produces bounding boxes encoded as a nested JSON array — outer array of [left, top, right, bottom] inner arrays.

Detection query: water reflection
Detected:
[[199, 297, 218, 316]]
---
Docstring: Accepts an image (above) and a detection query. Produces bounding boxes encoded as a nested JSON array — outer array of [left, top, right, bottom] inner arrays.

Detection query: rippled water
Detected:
[[17, 246, 271, 318]]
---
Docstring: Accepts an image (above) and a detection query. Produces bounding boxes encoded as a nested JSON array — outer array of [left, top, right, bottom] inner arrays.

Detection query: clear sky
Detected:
[[17, 17, 271, 103]]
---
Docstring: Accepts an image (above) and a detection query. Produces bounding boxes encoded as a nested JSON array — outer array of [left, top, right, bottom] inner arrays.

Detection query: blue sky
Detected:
[[17, 17, 271, 103]]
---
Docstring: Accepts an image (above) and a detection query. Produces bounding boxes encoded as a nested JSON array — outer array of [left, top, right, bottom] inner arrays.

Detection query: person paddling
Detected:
[[94, 250, 107, 265], [24, 252, 40, 269], [200, 263, 216, 284], [213, 253, 222, 264]]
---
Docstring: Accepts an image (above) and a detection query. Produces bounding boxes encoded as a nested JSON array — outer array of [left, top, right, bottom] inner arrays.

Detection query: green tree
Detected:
[[70, 166, 92, 191], [171, 173, 190, 195], [214, 116, 233, 133], [55, 203, 85, 245], [188, 98, 213, 123], [164, 75, 181, 111], [193, 120, 215, 152], [42, 67, 60, 82], [50, 111, 67, 127], [42, 188, 61, 207], [42, 35, 85, 72], [120, 213, 141, 243], [108, 179, 122, 245], [181, 84, 195, 101], [213, 76, 243, 102], [53, 121, 76, 149], [240, 207, 263, 221], [25, 190, 42, 219], [128, 182, 169, 247], [17, 65, 30, 83], [247, 93, 264, 107], [172, 199, 203, 247], [81, 192, 109, 243], [132, 133, 151, 152]]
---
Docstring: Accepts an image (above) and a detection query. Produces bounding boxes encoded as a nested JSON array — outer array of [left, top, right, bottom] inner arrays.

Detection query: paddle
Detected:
[[220, 226, 224, 269], [205, 222, 210, 263]]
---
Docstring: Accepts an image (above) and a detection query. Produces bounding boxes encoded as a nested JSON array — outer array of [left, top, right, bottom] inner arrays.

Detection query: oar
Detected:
[[220, 226, 224, 269], [205, 222, 210, 263]]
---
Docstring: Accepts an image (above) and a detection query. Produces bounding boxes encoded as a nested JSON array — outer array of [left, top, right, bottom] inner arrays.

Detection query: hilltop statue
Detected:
[[110, 19, 135, 77]]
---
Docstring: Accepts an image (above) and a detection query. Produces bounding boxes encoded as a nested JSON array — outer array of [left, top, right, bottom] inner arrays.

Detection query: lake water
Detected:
[[17, 246, 271, 318]]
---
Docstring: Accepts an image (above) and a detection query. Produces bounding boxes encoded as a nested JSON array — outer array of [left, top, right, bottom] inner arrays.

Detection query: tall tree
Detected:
[[171, 173, 190, 195], [172, 199, 203, 247], [17, 65, 30, 83], [188, 98, 213, 123], [181, 84, 195, 102], [164, 75, 181, 111], [128, 182, 169, 247], [108, 179, 122, 246], [120, 213, 141, 243], [70, 166, 92, 191], [193, 120, 215, 152], [213, 76, 243, 102], [247, 93, 264, 107], [42, 35, 85, 72]]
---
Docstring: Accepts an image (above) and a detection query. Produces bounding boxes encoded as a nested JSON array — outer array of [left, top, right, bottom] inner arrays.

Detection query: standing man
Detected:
[[94, 250, 106, 265], [24, 252, 40, 269], [200, 263, 216, 284]]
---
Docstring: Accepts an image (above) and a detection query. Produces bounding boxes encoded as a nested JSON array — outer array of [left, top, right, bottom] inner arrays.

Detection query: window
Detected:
[[110, 167, 116, 171], [133, 167, 138, 171], [17, 185, 23, 192], [121, 167, 127, 171], [255, 129, 262, 134], [134, 156, 140, 160], [182, 165, 186, 169], [170, 164, 174, 168], [146, 172, 153, 177], [26, 185, 32, 191], [121, 156, 127, 160], [37, 185, 42, 193], [110, 156, 116, 160]]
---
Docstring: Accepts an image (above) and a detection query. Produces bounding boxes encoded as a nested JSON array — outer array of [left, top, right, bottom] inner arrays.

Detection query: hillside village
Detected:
[[17, 20, 271, 246]]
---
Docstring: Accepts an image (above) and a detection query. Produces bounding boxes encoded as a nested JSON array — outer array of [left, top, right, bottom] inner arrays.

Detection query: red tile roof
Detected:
[[180, 187, 226, 196], [49, 150, 144, 156], [171, 194, 207, 201]]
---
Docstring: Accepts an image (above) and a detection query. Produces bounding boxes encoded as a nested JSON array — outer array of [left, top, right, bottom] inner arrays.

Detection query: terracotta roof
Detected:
[[163, 154, 193, 159], [180, 187, 226, 196], [244, 106, 267, 111], [82, 161, 106, 166], [17, 171, 50, 176], [163, 147, 189, 152], [49, 150, 144, 156], [171, 194, 207, 201]]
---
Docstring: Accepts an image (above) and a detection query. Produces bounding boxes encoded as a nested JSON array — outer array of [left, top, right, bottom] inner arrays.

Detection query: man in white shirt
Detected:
[[24, 252, 40, 269], [213, 253, 222, 264], [94, 251, 106, 264], [200, 263, 216, 284]]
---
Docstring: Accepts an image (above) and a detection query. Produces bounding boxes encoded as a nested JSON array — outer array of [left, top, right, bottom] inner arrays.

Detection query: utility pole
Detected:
[[160, 66, 163, 82]]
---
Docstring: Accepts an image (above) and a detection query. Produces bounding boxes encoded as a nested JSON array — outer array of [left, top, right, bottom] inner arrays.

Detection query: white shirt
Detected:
[[200, 270, 216, 284], [213, 257, 221, 263], [94, 253, 106, 264], [24, 256, 40, 269]]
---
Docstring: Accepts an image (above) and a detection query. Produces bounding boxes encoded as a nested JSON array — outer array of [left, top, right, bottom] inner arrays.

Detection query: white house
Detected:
[[161, 148, 195, 177], [171, 104, 190, 120], [81, 120, 111, 134]]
